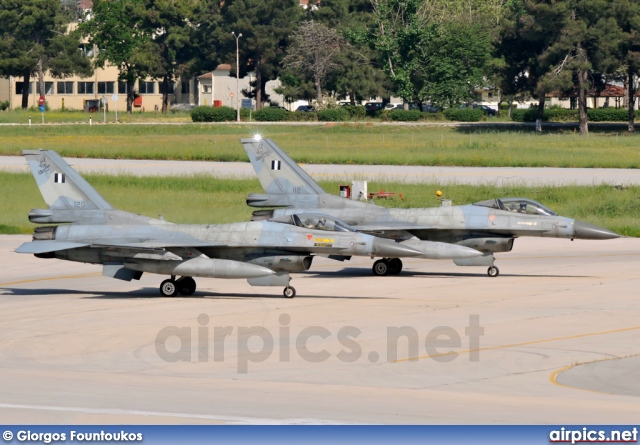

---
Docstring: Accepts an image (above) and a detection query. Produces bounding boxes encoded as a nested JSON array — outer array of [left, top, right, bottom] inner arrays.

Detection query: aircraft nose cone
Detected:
[[573, 220, 620, 240], [371, 238, 422, 258]]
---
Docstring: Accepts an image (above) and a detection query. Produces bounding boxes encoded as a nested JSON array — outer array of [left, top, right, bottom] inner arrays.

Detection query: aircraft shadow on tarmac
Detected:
[[301, 269, 588, 279], [0, 287, 389, 300]]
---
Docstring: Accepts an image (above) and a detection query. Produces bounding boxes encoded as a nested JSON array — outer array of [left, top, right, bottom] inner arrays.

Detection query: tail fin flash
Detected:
[[240, 138, 326, 196], [23, 150, 113, 210]]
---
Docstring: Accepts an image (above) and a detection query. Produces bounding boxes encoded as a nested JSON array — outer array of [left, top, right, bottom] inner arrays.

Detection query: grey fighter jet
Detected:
[[241, 137, 620, 277], [15, 150, 482, 297]]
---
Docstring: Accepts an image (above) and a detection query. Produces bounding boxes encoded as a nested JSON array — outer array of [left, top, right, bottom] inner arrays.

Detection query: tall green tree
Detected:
[[369, 0, 424, 103], [0, 0, 92, 109], [309, 0, 388, 104], [511, 0, 621, 135], [610, 0, 640, 132], [78, 0, 150, 112], [219, 0, 302, 109], [139, 0, 198, 113]]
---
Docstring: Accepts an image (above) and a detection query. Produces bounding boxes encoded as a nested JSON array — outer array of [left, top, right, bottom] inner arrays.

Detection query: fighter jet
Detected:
[[15, 150, 481, 297], [241, 137, 620, 277]]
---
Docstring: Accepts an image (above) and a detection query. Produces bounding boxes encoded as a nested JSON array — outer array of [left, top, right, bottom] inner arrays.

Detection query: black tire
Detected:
[[160, 279, 178, 297], [283, 286, 296, 298], [373, 259, 389, 276], [487, 266, 499, 277], [176, 277, 196, 296], [388, 258, 403, 275]]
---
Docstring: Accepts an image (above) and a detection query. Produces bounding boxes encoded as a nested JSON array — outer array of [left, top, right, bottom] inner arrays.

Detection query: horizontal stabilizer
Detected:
[[16, 241, 89, 254]]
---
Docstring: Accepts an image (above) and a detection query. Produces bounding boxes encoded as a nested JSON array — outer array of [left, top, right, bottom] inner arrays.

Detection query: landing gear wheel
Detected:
[[160, 279, 178, 297], [373, 259, 390, 276], [283, 286, 296, 298], [388, 258, 403, 275], [176, 277, 196, 296], [487, 266, 499, 277]]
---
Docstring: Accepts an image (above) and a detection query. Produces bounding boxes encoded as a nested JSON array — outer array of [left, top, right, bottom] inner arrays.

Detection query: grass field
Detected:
[[1, 123, 640, 168], [0, 109, 192, 124], [2, 172, 637, 236]]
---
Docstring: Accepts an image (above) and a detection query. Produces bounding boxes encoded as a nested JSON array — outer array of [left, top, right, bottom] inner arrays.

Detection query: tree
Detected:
[[417, 21, 492, 107], [610, 0, 640, 132], [369, 0, 424, 103], [78, 0, 150, 113], [308, 0, 388, 104], [139, 0, 198, 113], [218, 0, 302, 109], [0, 0, 93, 109], [283, 21, 344, 102]]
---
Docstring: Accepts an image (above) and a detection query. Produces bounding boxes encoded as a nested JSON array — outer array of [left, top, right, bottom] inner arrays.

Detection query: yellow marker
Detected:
[[436, 190, 442, 197]]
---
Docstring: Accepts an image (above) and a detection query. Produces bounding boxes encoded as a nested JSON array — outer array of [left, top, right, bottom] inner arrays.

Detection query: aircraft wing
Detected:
[[93, 241, 228, 249], [16, 240, 228, 255], [16, 241, 90, 254], [351, 222, 435, 232]]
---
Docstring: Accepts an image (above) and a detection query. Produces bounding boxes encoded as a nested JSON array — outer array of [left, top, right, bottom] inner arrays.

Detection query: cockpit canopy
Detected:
[[271, 213, 355, 232], [473, 198, 557, 216]]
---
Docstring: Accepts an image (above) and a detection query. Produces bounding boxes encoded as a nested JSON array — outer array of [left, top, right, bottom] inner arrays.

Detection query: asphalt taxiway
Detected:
[[1, 235, 638, 424], [1, 155, 639, 186]]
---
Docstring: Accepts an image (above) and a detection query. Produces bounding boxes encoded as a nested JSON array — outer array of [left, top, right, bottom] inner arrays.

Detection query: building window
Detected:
[[57, 81, 74, 94], [15, 82, 33, 94], [159, 82, 175, 95], [202, 84, 212, 94], [36, 82, 54, 95], [98, 82, 115, 94], [78, 44, 94, 58], [118, 82, 128, 94], [139, 81, 155, 94], [77, 82, 94, 94], [181, 81, 190, 94]]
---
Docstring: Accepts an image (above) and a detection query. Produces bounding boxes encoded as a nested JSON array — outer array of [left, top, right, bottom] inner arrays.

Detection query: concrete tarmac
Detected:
[[1, 155, 639, 186], [1, 235, 639, 424]]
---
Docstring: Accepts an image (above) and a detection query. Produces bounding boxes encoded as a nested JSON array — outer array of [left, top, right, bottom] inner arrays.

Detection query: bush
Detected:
[[588, 108, 631, 122], [343, 105, 365, 119], [0, 100, 9, 111], [510, 108, 538, 122], [545, 107, 578, 122], [191, 105, 236, 122], [289, 111, 318, 122], [254, 107, 289, 122], [444, 108, 484, 122], [240, 108, 251, 120], [420, 112, 446, 121], [388, 109, 422, 121], [317, 108, 349, 121]]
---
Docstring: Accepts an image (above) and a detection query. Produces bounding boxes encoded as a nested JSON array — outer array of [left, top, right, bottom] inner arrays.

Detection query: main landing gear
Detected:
[[159, 276, 297, 298], [487, 265, 499, 277], [160, 276, 197, 297], [372, 258, 403, 276]]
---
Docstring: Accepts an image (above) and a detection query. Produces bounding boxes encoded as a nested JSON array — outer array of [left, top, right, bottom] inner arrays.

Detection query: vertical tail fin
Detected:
[[240, 138, 326, 196], [23, 150, 113, 210]]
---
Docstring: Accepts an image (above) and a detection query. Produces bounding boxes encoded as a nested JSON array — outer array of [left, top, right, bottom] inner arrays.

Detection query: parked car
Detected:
[[472, 104, 497, 116], [385, 102, 403, 110], [422, 104, 443, 113], [364, 102, 384, 112], [296, 105, 315, 112]]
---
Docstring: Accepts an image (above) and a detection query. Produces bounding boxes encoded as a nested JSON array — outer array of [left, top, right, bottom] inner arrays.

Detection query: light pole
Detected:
[[231, 31, 242, 122]]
